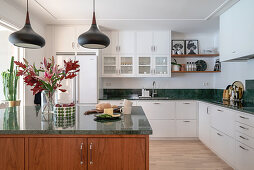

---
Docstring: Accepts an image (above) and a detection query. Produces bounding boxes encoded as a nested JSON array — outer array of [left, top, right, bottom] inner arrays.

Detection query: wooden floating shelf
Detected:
[[172, 71, 221, 73], [172, 54, 219, 58]]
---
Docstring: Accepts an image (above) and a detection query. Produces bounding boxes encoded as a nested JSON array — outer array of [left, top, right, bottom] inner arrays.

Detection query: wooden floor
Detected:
[[149, 140, 233, 170]]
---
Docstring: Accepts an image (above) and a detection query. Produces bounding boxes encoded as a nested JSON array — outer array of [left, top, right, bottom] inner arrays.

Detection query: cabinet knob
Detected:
[[72, 42, 75, 49], [239, 136, 249, 140]]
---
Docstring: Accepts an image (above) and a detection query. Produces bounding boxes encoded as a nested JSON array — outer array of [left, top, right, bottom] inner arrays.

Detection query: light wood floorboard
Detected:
[[149, 140, 233, 170]]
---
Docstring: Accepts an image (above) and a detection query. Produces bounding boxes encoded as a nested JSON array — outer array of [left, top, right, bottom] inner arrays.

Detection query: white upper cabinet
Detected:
[[220, 0, 254, 61], [102, 31, 135, 55], [54, 26, 76, 52], [137, 31, 170, 55], [53, 25, 98, 53], [136, 31, 153, 54], [76, 25, 92, 52], [118, 31, 136, 54], [153, 31, 170, 54], [102, 31, 119, 54]]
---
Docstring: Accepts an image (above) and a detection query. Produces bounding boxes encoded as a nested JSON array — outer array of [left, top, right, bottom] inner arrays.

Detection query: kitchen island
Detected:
[[0, 106, 152, 170]]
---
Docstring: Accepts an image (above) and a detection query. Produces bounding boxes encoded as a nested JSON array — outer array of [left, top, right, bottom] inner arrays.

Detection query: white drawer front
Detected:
[[236, 142, 254, 170], [236, 113, 254, 127], [235, 131, 254, 149], [235, 122, 254, 138], [149, 120, 175, 137], [176, 101, 197, 119], [176, 120, 197, 137], [210, 106, 235, 137], [138, 101, 175, 120], [210, 128, 235, 167]]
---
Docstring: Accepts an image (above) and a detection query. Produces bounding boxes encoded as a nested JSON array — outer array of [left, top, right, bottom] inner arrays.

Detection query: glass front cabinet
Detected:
[[102, 55, 135, 77], [137, 55, 170, 77], [102, 55, 170, 77]]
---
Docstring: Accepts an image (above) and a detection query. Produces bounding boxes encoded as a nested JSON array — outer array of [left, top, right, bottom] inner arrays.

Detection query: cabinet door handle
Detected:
[[239, 116, 249, 120], [239, 126, 249, 130], [217, 133, 223, 136], [217, 109, 223, 112], [207, 107, 209, 114], [232, 51, 236, 54], [89, 143, 93, 165], [153, 103, 160, 104], [119, 46, 121, 52], [151, 46, 153, 52], [240, 136, 249, 140], [72, 42, 75, 49], [80, 143, 84, 165], [239, 145, 249, 151], [154, 46, 156, 52], [183, 121, 191, 123], [183, 103, 190, 104]]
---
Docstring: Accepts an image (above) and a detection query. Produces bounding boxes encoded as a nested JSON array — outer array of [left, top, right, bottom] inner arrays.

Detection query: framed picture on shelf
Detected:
[[185, 40, 199, 54], [172, 40, 185, 55]]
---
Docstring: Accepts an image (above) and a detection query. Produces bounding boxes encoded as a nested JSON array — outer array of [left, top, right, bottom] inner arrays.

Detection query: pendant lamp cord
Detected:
[[93, 0, 95, 13], [27, 0, 28, 12]]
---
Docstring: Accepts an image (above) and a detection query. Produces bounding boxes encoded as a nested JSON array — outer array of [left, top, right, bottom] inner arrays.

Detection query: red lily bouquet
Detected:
[[14, 56, 80, 95]]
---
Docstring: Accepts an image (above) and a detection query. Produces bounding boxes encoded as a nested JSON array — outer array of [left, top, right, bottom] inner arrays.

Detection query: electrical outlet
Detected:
[[105, 82, 111, 87], [203, 82, 209, 86]]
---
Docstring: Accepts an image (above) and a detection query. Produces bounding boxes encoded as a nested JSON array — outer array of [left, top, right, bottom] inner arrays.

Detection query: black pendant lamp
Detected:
[[78, 0, 110, 49], [9, 0, 45, 49]]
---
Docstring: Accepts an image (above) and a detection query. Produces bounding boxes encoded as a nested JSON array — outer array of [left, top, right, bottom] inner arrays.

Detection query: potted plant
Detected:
[[171, 58, 182, 71], [1, 56, 20, 107], [14, 56, 80, 115]]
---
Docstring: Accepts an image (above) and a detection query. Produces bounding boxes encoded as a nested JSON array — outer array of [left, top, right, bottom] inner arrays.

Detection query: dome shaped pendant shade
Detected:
[[9, 0, 45, 49], [78, 0, 110, 49]]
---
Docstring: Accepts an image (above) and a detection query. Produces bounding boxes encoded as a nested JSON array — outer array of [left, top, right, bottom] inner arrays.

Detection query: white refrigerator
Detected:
[[76, 54, 98, 104]]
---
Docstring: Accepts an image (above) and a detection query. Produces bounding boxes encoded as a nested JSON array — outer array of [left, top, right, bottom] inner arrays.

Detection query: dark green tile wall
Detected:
[[103, 89, 222, 100]]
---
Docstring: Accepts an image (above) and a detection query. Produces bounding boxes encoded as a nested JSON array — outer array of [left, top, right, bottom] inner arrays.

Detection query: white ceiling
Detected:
[[6, 0, 239, 33]]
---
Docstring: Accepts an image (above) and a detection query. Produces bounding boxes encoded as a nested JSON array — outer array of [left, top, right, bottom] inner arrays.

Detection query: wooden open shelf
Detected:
[[172, 54, 219, 58], [172, 71, 221, 73]]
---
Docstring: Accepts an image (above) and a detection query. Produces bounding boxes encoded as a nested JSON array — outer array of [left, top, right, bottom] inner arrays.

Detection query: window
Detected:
[[0, 23, 23, 103]]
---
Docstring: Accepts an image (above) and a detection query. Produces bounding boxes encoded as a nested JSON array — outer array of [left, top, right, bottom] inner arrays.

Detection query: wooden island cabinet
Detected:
[[0, 106, 152, 170], [0, 135, 148, 170]]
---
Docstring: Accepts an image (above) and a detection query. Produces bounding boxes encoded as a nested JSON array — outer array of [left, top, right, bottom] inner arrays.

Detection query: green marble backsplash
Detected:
[[102, 89, 223, 100], [102, 80, 254, 102]]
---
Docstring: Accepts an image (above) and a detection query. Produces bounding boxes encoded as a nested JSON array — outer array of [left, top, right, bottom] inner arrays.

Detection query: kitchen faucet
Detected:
[[152, 81, 157, 98]]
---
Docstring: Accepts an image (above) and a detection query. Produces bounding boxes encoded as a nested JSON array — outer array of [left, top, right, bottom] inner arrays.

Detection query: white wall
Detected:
[[101, 31, 219, 89], [214, 60, 254, 89], [0, 0, 46, 105]]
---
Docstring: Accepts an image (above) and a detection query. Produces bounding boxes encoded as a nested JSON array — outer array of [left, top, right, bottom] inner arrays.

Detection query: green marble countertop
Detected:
[[100, 97, 254, 115], [0, 106, 152, 135]]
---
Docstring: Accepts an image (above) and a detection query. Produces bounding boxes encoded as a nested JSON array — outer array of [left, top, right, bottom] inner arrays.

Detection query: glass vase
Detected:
[[41, 90, 55, 121]]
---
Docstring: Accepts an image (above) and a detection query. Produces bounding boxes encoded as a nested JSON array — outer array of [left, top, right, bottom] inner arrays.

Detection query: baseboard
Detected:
[[149, 137, 199, 140]]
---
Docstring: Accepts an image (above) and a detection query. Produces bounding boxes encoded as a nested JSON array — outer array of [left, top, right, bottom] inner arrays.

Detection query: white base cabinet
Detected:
[[199, 101, 254, 170], [210, 127, 235, 167], [149, 120, 175, 137], [235, 142, 254, 170], [198, 102, 211, 147], [176, 120, 197, 137]]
